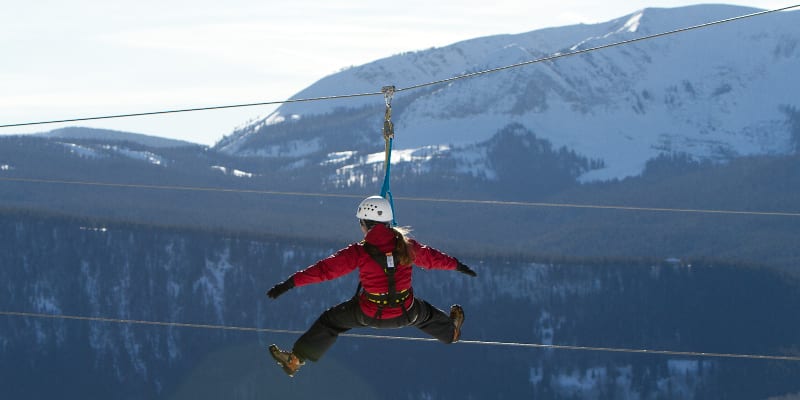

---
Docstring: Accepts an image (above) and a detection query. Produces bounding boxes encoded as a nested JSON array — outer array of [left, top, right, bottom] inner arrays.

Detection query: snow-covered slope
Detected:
[[217, 5, 800, 181]]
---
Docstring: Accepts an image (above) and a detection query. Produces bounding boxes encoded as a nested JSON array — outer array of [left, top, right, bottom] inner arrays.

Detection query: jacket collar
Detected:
[[364, 223, 395, 253]]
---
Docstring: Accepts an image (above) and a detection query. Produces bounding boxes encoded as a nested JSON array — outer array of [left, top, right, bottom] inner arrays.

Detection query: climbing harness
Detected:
[[364, 287, 411, 306], [363, 245, 410, 306], [380, 85, 397, 225], [362, 242, 414, 323]]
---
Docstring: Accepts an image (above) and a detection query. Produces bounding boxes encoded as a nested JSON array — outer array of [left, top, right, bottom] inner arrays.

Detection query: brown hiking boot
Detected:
[[450, 304, 465, 343], [268, 344, 305, 377]]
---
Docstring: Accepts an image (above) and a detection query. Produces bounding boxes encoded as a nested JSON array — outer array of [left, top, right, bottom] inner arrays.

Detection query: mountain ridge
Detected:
[[35, 126, 201, 148], [216, 4, 799, 182]]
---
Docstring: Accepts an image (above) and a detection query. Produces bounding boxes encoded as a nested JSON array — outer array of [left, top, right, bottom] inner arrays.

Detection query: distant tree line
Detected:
[[1, 134, 798, 273]]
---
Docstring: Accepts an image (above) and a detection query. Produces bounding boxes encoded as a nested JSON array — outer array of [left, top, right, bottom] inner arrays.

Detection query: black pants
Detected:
[[292, 296, 456, 362]]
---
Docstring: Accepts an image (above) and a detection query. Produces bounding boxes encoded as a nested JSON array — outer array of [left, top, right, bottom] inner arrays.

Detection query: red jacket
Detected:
[[289, 224, 458, 319]]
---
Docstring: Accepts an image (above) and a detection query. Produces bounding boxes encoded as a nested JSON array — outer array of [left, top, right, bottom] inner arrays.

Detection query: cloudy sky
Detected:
[[1, 1, 789, 145]]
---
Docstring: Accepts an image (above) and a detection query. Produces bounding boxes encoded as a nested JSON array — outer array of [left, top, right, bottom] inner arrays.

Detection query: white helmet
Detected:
[[356, 196, 393, 222]]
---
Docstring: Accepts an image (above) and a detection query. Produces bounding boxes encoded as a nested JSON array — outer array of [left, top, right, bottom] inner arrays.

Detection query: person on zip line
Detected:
[[266, 195, 477, 377]]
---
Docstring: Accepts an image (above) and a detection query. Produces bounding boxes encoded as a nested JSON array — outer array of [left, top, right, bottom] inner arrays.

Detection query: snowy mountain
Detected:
[[216, 4, 800, 182]]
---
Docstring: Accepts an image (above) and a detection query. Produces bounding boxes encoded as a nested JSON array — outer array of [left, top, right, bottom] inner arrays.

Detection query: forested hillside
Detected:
[[1, 135, 798, 273], [1, 212, 799, 399]]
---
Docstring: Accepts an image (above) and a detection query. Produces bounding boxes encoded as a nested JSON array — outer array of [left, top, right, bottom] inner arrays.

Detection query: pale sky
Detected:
[[0, 1, 789, 146]]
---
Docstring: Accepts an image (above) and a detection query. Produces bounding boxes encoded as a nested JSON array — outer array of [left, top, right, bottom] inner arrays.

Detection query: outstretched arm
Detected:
[[266, 244, 360, 299], [411, 240, 477, 277]]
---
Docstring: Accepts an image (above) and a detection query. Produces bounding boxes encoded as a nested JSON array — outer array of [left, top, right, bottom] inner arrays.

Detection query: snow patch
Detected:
[[622, 11, 643, 33], [263, 112, 302, 125], [552, 367, 611, 393], [33, 295, 61, 314], [121, 324, 148, 378], [57, 142, 168, 165], [282, 158, 309, 170], [538, 311, 555, 345], [103, 145, 165, 166], [232, 169, 253, 178], [282, 249, 297, 264], [193, 248, 234, 322], [531, 360, 713, 398], [321, 151, 357, 165], [530, 367, 543, 385], [167, 281, 181, 298], [668, 359, 708, 375], [81, 261, 101, 314], [453, 146, 496, 179], [80, 226, 108, 233], [59, 142, 105, 159], [210, 165, 254, 178], [246, 138, 322, 158], [328, 145, 450, 188]]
